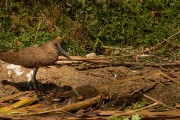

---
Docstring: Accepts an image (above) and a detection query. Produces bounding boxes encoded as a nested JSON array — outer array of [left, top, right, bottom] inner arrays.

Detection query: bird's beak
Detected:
[[59, 47, 72, 60]]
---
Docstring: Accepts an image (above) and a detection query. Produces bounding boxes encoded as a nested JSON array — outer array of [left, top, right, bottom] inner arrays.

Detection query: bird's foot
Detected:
[[34, 85, 44, 102], [36, 94, 44, 102], [28, 80, 44, 101]]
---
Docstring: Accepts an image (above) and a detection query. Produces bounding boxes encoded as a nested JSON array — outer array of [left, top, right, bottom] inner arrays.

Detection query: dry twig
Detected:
[[143, 94, 165, 105], [97, 102, 159, 116], [143, 30, 180, 53], [58, 56, 180, 67], [20, 95, 101, 115], [0, 91, 31, 103]]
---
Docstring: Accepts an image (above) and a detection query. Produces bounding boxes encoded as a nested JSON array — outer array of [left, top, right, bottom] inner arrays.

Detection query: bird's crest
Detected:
[[52, 35, 61, 43]]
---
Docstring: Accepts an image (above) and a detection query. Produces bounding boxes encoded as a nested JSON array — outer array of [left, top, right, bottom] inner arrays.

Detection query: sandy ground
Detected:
[[0, 60, 179, 119]]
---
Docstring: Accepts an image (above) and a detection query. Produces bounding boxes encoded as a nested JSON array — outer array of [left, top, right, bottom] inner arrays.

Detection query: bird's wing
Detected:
[[0, 47, 40, 68], [17, 47, 57, 68], [0, 51, 21, 64], [0, 46, 58, 68], [17, 47, 44, 68]]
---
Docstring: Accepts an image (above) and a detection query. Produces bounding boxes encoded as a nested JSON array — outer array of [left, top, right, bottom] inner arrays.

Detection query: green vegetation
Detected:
[[107, 115, 129, 120], [127, 101, 147, 110], [153, 104, 171, 112], [0, 0, 180, 57], [107, 114, 141, 120]]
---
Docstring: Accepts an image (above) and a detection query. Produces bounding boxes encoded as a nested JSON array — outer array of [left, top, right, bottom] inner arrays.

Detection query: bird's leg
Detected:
[[30, 68, 42, 100], [28, 70, 34, 91]]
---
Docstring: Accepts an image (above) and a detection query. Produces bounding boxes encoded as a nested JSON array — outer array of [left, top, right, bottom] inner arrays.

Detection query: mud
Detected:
[[0, 60, 179, 119]]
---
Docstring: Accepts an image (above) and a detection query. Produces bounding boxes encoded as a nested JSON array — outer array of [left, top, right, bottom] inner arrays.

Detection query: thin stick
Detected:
[[143, 94, 165, 105], [160, 72, 180, 85], [0, 91, 31, 103], [121, 102, 159, 115], [117, 102, 159, 116], [165, 40, 180, 48], [144, 30, 180, 53]]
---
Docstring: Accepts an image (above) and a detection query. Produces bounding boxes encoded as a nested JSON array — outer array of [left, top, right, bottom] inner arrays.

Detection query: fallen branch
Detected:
[[22, 95, 101, 115], [57, 56, 180, 67], [58, 56, 122, 61], [56, 60, 83, 65]]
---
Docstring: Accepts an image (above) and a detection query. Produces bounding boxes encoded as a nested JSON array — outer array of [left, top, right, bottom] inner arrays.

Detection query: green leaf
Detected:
[[131, 114, 141, 120]]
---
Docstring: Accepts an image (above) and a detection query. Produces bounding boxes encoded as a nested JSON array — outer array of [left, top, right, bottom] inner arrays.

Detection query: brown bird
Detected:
[[0, 36, 71, 100]]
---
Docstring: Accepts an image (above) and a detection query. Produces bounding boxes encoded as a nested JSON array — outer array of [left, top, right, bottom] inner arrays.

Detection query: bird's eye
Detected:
[[54, 43, 58, 47]]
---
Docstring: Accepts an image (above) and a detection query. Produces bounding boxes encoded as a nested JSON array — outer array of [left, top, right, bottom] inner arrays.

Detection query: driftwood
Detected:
[[57, 56, 180, 67]]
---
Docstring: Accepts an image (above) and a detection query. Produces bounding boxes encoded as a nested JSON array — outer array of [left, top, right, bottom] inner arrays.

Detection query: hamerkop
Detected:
[[0, 36, 71, 99]]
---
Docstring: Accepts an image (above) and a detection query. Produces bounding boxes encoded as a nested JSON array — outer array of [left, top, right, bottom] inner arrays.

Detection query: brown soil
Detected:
[[0, 60, 179, 119]]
